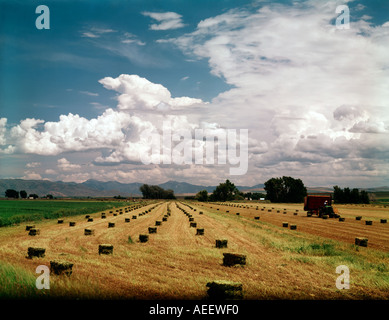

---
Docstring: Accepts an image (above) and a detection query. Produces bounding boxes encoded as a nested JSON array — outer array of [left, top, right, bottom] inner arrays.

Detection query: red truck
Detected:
[[304, 194, 338, 217]]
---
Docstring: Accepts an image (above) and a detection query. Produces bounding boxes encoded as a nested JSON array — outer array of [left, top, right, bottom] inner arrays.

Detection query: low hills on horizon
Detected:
[[0, 178, 388, 198]]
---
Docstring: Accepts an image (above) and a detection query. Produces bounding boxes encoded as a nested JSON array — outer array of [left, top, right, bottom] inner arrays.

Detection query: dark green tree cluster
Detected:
[[195, 189, 209, 202], [195, 180, 245, 202], [333, 186, 369, 204], [5, 189, 43, 199], [139, 184, 176, 199], [210, 179, 244, 201], [5, 189, 41, 199], [5, 189, 20, 198], [264, 176, 307, 203]]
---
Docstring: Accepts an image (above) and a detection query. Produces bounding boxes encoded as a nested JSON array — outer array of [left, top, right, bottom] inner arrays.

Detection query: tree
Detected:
[[210, 180, 242, 202], [139, 184, 176, 199], [360, 190, 370, 204], [333, 186, 369, 204], [5, 189, 19, 198], [333, 186, 344, 203], [28, 194, 39, 199], [20, 190, 27, 199], [264, 176, 307, 203], [195, 190, 209, 202]]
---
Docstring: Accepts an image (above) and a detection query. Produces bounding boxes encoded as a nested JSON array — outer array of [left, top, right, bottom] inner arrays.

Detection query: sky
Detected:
[[0, 0, 388, 188]]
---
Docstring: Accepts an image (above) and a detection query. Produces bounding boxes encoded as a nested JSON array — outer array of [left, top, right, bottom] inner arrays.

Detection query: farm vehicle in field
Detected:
[[304, 194, 340, 218]]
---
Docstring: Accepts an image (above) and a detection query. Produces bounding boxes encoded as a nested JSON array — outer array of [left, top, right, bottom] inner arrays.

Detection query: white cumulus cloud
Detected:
[[142, 11, 186, 30]]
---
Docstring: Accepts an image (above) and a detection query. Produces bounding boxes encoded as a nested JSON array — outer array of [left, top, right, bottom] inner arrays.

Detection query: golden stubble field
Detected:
[[0, 200, 388, 299]]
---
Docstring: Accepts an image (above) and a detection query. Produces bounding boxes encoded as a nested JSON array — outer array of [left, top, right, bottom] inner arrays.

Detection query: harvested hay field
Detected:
[[0, 200, 388, 300]]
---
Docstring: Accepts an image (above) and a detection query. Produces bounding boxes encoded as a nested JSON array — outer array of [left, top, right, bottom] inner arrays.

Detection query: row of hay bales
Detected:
[[137, 203, 172, 243], [176, 202, 205, 236], [25, 202, 152, 237], [182, 202, 247, 299]]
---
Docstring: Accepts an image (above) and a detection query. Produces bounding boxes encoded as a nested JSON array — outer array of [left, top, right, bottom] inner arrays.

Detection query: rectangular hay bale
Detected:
[[215, 239, 228, 248], [223, 253, 246, 267], [355, 237, 368, 247], [98, 244, 113, 255], [206, 280, 243, 300], [84, 228, 95, 236], [139, 234, 149, 243], [50, 260, 73, 276], [27, 247, 46, 259]]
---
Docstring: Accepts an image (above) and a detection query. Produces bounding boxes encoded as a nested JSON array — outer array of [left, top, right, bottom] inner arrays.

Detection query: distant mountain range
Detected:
[[0, 178, 388, 198]]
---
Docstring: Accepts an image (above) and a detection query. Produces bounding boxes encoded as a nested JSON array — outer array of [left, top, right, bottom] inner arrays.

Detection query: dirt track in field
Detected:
[[197, 202, 389, 252], [0, 200, 388, 299]]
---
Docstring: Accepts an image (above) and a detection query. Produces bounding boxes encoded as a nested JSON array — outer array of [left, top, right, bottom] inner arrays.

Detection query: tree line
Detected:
[[333, 186, 369, 204], [193, 177, 370, 204], [195, 177, 306, 203], [4, 189, 52, 199]]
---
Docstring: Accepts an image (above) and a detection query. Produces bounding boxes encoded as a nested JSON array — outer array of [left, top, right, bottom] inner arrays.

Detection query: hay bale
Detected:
[[139, 234, 149, 243], [222, 253, 246, 267], [87, 218, 93, 222], [290, 224, 297, 230], [84, 228, 95, 236], [69, 221, 76, 227], [216, 239, 228, 248], [101, 213, 106, 219], [148, 227, 157, 234], [189, 217, 194, 222], [57, 219, 64, 224], [50, 260, 73, 276], [355, 237, 368, 247], [236, 212, 240, 216], [206, 280, 243, 300], [282, 222, 288, 228], [162, 217, 168, 222], [380, 219, 387, 224], [339, 217, 345, 222], [190, 222, 197, 228], [25, 225, 35, 231], [356, 216, 362, 220], [365, 220, 373, 225], [132, 215, 137, 219], [254, 216, 260, 220], [27, 247, 45, 259], [155, 220, 162, 226], [293, 212, 297, 216], [108, 222, 115, 228], [196, 228, 204, 235], [28, 228, 40, 236], [85, 215, 90, 219], [125, 218, 130, 223], [98, 244, 113, 255]]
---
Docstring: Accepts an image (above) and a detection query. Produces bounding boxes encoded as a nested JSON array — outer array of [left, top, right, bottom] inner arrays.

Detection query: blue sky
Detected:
[[0, 0, 388, 188], [0, 0, 238, 122]]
